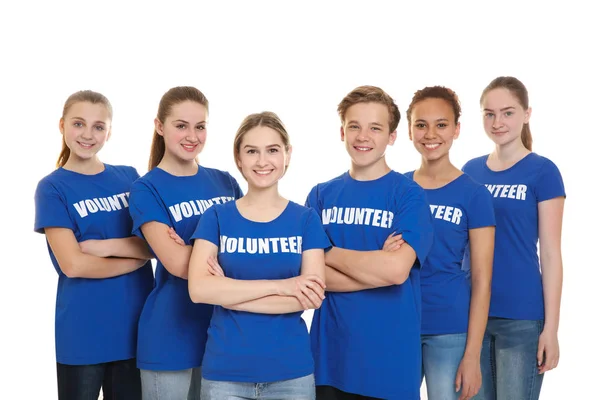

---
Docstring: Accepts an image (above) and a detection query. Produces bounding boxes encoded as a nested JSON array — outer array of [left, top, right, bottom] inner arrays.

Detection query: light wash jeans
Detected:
[[421, 333, 468, 400], [141, 367, 202, 400], [201, 374, 315, 400], [473, 318, 544, 400]]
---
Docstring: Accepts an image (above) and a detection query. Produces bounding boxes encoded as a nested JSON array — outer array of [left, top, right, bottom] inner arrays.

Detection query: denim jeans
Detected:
[[201, 374, 315, 400], [56, 358, 141, 400], [421, 333, 468, 400], [140, 367, 202, 400], [473, 318, 544, 400]]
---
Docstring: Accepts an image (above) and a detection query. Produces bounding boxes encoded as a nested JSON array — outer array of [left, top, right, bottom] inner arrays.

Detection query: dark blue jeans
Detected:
[[473, 318, 544, 400], [57, 358, 141, 400]]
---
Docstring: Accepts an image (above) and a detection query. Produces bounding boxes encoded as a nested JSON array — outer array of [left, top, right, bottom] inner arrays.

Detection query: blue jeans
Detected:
[[421, 333, 467, 400], [473, 318, 544, 400], [56, 358, 141, 400], [201, 374, 315, 399], [140, 367, 202, 400]]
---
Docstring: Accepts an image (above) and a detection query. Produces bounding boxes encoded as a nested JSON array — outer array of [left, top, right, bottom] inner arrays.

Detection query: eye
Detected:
[[348, 124, 359, 129], [94, 125, 105, 131], [73, 122, 83, 127], [196, 125, 205, 131], [176, 124, 186, 129], [415, 123, 426, 129], [437, 123, 448, 129], [484, 112, 494, 118], [246, 149, 257, 154], [371, 127, 381, 132], [504, 111, 513, 117], [268, 148, 279, 153]]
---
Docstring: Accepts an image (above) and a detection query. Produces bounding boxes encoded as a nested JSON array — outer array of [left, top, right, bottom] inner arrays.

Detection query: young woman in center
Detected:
[[405, 86, 495, 400], [188, 111, 331, 400]]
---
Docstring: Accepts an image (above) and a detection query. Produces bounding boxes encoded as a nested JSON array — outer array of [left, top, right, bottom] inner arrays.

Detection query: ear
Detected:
[[59, 118, 65, 135], [106, 127, 112, 142], [524, 107, 532, 124], [454, 122, 461, 140], [340, 126, 345, 142], [388, 129, 397, 146], [285, 145, 293, 167], [154, 118, 164, 136]]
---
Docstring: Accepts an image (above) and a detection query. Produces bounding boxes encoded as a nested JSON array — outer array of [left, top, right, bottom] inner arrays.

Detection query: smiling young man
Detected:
[[306, 86, 434, 400]]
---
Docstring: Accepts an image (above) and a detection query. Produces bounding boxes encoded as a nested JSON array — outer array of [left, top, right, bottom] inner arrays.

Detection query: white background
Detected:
[[1, 1, 597, 398]]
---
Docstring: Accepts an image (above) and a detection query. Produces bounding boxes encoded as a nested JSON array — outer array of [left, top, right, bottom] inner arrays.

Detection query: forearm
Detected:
[[541, 255, 563, 333], [324, 265, 376, 292], [107, 237, 153, 259], [226, 295, 309, 314], [67, 254, 144, 279], [464, 275, 491, 358], [189, 276, 280, 306], [160, 245, 193, 279], [326, 246, 413, 286]]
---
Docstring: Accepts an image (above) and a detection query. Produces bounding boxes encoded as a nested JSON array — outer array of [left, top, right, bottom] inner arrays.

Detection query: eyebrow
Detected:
[[243, 144, 282, 149], [172, 119, 206, 124], [70, 117, 106, 125], [483, 107, 516, 112], [415, 118, 449, 123], [347, 120, 384, 127]]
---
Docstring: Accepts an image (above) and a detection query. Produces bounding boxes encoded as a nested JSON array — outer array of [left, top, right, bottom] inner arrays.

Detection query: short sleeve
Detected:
[[467, 185, 496, 229], [392, 184, 434, 266], [302, 208, 332, 251], [189, 205, 220, 246], [34, 179, 74, 234], [128, 166, 141, 182], [128, 181, 171, 238], [304, 185, 321, 214], [229, 174, 244, 199], [535, 159, 566, 202]]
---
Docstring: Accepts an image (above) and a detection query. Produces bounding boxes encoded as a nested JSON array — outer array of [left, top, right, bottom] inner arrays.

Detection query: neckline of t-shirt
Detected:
[[417, 172, 467, 192], [154, 164, 202, 178], [59, 164, 109, 177], [343, 169, 395, 184], [483, 152, 534, 174], [233, 200, 291, 224]]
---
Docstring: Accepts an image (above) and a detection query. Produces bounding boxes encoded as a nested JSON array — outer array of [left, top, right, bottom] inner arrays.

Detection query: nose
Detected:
[[492, 115, 503, 129], [424, 126, 437, 139], [185, 128, 200, 142], [256, 151, 268, 167], [81, 127, 93, 139], [356, 127, 369, 141]]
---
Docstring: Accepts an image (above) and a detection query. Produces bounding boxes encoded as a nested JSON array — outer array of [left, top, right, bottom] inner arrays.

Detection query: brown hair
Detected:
[[337, 85, 401, 132], [481, 76, 532, 151], [148, 86, 209, 170], [233, 111, 291, 178], [406, 86, 461, 126], [56, 90, 113, 168]]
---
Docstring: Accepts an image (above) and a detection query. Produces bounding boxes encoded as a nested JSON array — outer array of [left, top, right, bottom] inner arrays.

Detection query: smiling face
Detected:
[[481, 87, 531, 147], [408, 97, 459, 162], [59, 101, 111, 163], [341, 102, 396, 172], [237, 125, 291, 190], [156, 100, 207, 163]]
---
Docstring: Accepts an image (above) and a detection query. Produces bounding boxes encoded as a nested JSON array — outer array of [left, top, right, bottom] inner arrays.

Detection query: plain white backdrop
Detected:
[[1, 0, 597, 398]]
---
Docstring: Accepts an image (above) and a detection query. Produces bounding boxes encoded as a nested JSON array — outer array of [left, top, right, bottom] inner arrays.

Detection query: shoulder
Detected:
[[462, 155, 488, 171], [35, 169, 68, 194], [106, 164, 141, 180], [310, 172, 347, 193]]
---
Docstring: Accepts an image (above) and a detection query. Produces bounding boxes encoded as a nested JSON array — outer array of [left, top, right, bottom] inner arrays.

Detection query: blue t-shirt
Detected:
[[34, 164, 154, 365], [462, 153, 565, 320], [306, 171, 433, 400], [129, 166, 242, 370], [190, 200, 331, 382], [406, 172, 495, 335]]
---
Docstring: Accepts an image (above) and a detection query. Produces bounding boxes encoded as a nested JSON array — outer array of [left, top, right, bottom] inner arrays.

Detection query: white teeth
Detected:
[[255, 170, 272, 175], [356, 147, 371, 151], [425, 144, 441, 149], [79, 142, 93, 148]]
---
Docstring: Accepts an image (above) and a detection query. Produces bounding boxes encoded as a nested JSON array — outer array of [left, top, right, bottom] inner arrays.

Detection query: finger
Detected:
[[307, 275, 326, 289], [455, 373, 462, 393], [302, 287, 322, 308], [537, 344, 545, 369], [295, 293, 310, 310], [306, 284, 325, 299]]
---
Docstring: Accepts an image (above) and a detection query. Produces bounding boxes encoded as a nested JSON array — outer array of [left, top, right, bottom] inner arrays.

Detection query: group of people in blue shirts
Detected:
[[34, 76, 566, 400]]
